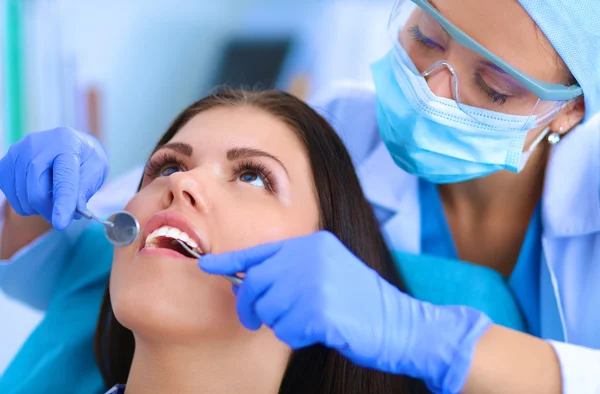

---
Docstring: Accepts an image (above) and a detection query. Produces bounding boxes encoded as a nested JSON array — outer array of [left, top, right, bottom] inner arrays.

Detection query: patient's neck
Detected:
[[124, 333, 290, 394]]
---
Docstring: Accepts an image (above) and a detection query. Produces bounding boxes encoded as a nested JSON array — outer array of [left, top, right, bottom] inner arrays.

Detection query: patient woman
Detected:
[[93, 89, 428, 394]]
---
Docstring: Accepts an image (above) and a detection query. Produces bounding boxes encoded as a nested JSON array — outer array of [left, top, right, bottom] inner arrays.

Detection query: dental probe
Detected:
[[174, 239, 243, 286]]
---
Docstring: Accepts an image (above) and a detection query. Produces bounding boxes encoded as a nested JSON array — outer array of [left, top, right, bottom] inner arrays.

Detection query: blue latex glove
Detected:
[[0, 127, 109, 230], [200, 231, 493, 393]]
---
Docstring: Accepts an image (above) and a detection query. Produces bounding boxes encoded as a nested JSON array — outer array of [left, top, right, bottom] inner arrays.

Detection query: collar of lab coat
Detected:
[[542, 113, 600, 237], [356, 113, 600, 239], [356, 141, 416, 214], [356, 141, 420, 253]]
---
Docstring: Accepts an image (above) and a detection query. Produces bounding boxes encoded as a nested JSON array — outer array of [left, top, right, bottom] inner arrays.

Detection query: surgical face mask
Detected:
[[388, 0, 571, 127], [371, 48, 547, 184]]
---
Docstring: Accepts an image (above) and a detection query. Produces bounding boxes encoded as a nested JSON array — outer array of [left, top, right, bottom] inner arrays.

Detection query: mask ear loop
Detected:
[[526, 126, 552, 153], [518, 126, 551, 171], [533, 100, 569, 145]]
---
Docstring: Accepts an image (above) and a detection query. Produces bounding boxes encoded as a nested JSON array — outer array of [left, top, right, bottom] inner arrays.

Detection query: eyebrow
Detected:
[[157, 143, 288, 174], [227, 147, 288, 175], [159, 142, 193, 157]]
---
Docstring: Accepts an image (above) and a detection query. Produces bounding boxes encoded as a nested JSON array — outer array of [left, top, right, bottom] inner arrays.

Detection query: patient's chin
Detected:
[[110, 277, 243, 342]]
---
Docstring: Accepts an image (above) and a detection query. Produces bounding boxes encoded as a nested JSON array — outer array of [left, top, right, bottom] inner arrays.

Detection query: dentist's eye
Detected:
[[232, 160, 276, 193], [409, 26, 444, 51], [474, 74, 511, 106], [145, 154, 185, 179]]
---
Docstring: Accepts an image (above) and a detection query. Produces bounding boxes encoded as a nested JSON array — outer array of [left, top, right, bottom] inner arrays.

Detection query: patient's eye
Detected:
[[159, 166, 181, 177], [145, 153, 185, 179], [237, 171, 265, 188], [232, 160, 275, 193]]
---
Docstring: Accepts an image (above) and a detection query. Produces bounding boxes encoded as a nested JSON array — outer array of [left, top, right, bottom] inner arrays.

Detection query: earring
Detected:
[[548, 127, 563, 145]]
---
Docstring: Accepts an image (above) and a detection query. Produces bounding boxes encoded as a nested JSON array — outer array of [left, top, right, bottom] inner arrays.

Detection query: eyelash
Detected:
[[143, 154, 278, 193], [145, 153, 184, 178], [231, 160, 277, 193], [474, 74, 509, 106], [409, 26, 442, 50], [409, 25, 509, 106]]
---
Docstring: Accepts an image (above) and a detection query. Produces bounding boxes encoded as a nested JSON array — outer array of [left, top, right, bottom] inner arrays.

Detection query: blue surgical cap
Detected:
[[517, 0, 600, 122]]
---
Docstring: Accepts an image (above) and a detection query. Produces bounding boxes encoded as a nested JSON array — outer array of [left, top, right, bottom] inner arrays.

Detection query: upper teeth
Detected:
[[145, 225, 201, 253]]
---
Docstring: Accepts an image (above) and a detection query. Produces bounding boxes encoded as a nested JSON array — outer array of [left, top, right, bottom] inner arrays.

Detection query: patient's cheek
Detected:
[[123, 187, 160, 223], [214, 211, 316, 254]]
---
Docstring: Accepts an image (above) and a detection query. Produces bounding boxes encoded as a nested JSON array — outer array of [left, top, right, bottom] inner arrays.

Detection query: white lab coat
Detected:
[[1, 83, 599, 393]]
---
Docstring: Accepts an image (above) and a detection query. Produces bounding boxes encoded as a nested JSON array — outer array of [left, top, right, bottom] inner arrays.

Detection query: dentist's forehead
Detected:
[[430, 0, 561, 83]]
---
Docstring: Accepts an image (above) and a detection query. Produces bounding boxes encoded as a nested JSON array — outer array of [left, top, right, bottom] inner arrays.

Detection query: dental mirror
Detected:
[[77, 208, 140, 247]]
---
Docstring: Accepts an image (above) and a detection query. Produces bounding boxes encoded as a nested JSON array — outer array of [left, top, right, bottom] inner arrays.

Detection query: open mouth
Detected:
[[144, 225, 204, 258]]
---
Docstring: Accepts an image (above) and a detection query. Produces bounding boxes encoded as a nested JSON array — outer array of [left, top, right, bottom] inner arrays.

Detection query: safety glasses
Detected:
[[387, 0, 583, 129]]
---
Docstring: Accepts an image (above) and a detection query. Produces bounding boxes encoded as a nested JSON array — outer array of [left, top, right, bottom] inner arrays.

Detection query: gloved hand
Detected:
[[200, 231, 492, 394], [0, 127, 109, 230]]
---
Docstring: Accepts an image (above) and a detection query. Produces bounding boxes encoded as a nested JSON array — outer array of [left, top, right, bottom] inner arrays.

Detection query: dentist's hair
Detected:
[[95, 88, 429, 394]]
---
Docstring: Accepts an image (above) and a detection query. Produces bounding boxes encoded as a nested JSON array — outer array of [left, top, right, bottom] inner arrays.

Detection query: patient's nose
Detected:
[[162, 169, 211, 213]]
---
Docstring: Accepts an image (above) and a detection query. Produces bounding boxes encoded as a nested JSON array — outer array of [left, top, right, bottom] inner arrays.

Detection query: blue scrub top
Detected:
[[418, 179, 541, 336], [0, 224, 110, 394]]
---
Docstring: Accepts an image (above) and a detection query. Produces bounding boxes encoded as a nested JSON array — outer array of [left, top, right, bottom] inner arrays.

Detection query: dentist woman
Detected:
[[1, 0, 599, 393]]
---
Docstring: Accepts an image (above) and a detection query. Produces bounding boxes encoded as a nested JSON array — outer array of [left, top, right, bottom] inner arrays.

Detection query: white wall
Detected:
[[66, 0, 392, 179], [65, 0, 259, 178]]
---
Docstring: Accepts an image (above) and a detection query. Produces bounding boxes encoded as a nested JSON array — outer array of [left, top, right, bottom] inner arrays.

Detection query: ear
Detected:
[[549, 97, 585, 135]]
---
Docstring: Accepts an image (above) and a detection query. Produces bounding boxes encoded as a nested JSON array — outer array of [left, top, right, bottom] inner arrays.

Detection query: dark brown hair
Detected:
[[94, 89, 429, 393]]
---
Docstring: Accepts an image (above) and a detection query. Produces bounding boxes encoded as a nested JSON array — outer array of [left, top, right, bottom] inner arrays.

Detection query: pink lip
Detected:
[[141, 210, 209, 254]]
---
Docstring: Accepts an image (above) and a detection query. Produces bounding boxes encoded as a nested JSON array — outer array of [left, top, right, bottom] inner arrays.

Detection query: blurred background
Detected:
[[0, 0, 395, 374]]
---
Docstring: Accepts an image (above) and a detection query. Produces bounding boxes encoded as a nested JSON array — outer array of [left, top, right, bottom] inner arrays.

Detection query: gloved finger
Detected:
[[254, 279, 299, 328], [271, 299, 320, 349], [26, 164, 54, 222], [235, 257, 287, 329], [236, 287, 263, 331], [14, 153, 35, 215], [78, 151, 109, 206], [51, 153, 81, 230], [75, 157, 107, 215], [0, 153, 27, 216], [199, 240, 283, 275]]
